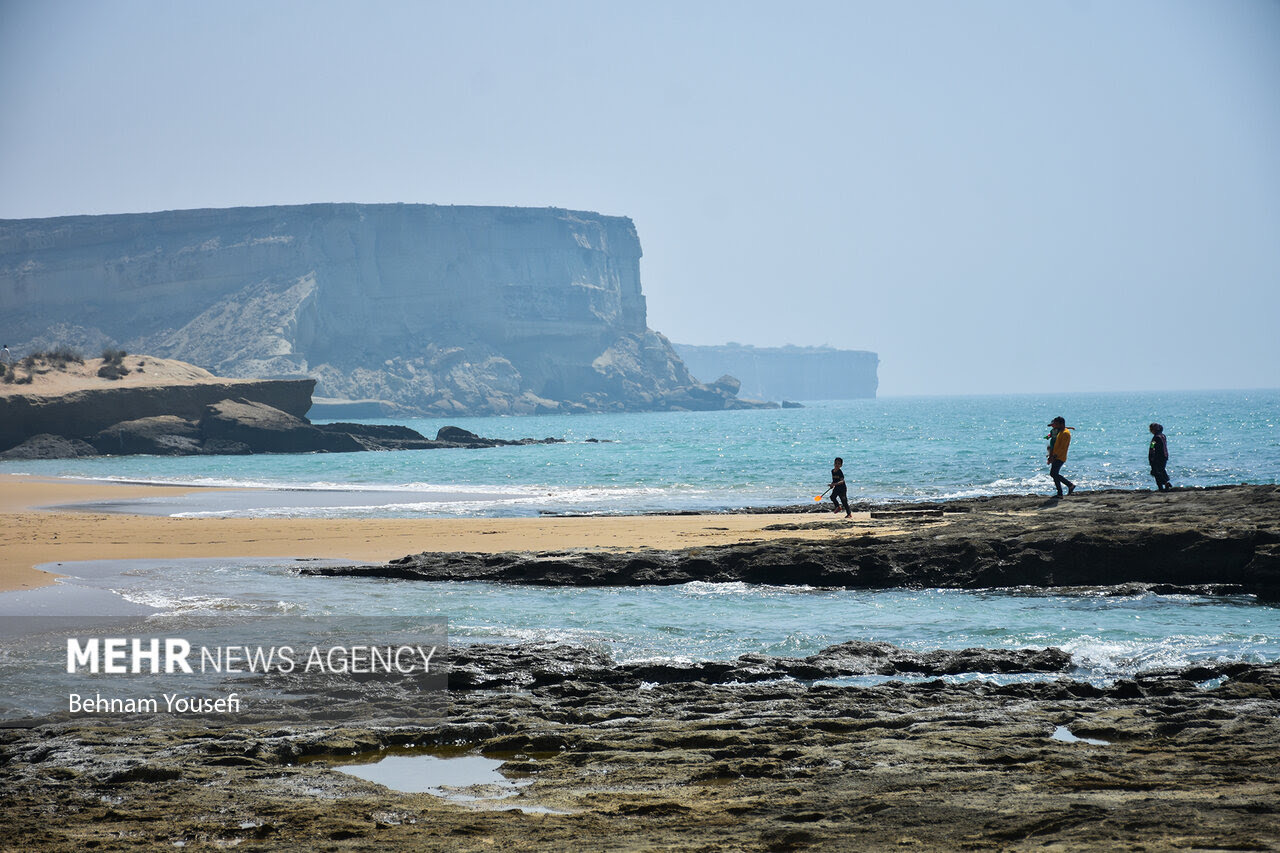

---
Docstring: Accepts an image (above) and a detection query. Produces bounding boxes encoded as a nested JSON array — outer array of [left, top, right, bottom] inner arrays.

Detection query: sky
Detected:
[[1, 0, 1278, 395]]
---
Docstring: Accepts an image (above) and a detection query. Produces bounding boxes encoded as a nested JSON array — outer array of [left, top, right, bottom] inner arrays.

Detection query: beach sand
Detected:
[[0, 473, 872, 592]]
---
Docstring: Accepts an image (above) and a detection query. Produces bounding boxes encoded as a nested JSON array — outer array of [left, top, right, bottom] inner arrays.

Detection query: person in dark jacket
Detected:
[[829, 457, 851, 518], [1148, 423, 1172, 491]]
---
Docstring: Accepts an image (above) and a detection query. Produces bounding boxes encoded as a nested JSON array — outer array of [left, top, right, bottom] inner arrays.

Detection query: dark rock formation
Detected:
[[0, 360, 570, 456], [0, 379, 566, 458], [311, 422, 565, 452], [0, 378, 314, 452], [91, 416, 203, 456], [674, 342, 879, 400], [307, 485, 1280, 599], [0, 433, 97, 459], [199, 399, 365, 454], [1, 204, 773, 415], [446, 640, 1072, 691]]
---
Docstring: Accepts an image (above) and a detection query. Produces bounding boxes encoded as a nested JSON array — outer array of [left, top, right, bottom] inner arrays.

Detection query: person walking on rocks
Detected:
[[1148, 423, 1172, 491], [1046, 416, 1075, 497], [829, 457, 852, 518]]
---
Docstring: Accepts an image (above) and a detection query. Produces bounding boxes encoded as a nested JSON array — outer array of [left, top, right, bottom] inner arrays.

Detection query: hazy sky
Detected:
[[2, 0, 1277, 395]]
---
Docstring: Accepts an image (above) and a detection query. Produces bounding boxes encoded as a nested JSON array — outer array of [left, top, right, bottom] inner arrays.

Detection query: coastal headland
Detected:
[[1, 204, 787, 416], [1, 479, 1278, 849]]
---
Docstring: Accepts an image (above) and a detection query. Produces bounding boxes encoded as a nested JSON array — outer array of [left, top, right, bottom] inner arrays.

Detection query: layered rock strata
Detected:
[[0, 377, 313, 453], [1, 204, 772, 414], [0, 356, 563, 457]]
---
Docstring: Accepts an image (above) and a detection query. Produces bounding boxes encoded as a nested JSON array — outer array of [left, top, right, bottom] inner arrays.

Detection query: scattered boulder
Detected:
[[199, 399, 364, 454], [0, 434, 98, 459], [92, 416, 201, 456], [435, 426, 481, 443], [712, 374, 741, 396]]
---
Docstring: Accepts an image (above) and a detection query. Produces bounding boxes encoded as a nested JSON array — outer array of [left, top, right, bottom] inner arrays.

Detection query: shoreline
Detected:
[[3, 476, 1279, 849], [0, 473, 884, 593]]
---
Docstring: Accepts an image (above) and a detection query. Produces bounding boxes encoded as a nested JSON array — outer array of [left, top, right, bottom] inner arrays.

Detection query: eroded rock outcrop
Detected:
[[1, 204, 771, 414], [0, 377, 314, 453], [0, 368, 566, 457], [308, 485, 1280, 599]]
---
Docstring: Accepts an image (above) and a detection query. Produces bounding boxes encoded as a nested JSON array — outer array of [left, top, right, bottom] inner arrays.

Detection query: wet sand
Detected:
[[0, 474, 877, 593]]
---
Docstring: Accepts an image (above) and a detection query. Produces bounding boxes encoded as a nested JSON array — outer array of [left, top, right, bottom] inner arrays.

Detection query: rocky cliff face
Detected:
[[673, 343, 879, 401], [1, 204, 763, 415]]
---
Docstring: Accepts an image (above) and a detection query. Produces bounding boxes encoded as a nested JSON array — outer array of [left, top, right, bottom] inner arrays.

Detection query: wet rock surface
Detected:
[[2, 644, 1278, 851], [446, 641, 1074, 692], [308, 484, 1280, 599]]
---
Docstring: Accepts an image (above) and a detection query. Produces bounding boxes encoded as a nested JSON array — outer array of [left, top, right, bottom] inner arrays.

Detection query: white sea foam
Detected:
[[122, 591, 246, 613]]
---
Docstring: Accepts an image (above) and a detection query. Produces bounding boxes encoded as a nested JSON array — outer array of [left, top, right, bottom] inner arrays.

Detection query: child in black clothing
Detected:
[[830, 457, 851, 518]]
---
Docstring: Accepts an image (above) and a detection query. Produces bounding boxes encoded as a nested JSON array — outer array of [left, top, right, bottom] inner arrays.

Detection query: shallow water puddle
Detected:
[[1050, 726, 1110, 746], [333, 752, 568, 813], [336, 753, 515, 795]]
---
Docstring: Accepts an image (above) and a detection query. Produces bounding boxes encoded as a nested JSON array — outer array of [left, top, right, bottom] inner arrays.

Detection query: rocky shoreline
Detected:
[[2, 642, 1278, 850], [307, 484, 1280, 600], [2, 485, 1278, 850], [0, 361, 567, 458]]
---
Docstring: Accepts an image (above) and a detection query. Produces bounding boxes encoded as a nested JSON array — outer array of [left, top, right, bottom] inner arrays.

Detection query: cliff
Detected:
[[0, 204, 766, 415], [673, 343, 879, 401]]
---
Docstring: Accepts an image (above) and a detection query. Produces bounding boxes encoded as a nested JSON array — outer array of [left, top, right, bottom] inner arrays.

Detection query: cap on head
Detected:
[[1049, 416, 1066, 427]]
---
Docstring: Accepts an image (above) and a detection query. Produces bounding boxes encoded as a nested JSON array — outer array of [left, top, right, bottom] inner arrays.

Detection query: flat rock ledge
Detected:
[[2, 644, 1278, 851], [446, 640, 1075, 691], [306, 484, 1280, 599]]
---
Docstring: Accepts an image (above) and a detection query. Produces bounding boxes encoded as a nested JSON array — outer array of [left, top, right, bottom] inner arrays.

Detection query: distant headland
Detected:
[[674, 343, 879, 402]]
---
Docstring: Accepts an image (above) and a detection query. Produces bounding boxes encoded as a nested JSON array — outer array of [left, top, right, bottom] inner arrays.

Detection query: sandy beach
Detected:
[[0, 473, 873, 593]]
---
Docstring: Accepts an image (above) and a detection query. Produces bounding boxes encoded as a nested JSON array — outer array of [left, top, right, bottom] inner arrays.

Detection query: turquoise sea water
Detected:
[[2, 390, 1278, 718], [4, 390, 1278, 517], [2, 557, 1279, 717]]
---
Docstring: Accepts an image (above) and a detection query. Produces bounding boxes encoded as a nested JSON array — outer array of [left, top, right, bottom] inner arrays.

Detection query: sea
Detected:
[[2, 390, 1278, 718]]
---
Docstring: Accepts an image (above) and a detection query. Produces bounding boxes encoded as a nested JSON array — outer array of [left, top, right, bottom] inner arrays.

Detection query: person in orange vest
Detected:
[[1046, 416, 1075, 497]]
